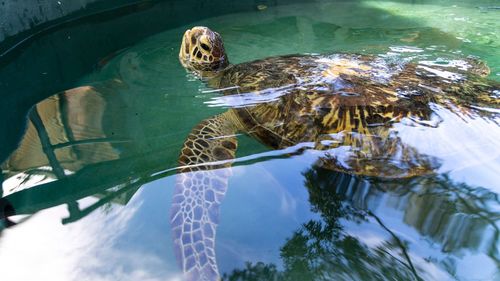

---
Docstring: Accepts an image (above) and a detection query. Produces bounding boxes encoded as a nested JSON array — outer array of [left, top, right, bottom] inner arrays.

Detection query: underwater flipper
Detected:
[[170, 112, 238, 281]]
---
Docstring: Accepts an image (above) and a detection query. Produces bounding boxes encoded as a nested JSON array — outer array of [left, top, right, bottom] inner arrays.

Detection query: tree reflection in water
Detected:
[[223, 168, 499, 281]]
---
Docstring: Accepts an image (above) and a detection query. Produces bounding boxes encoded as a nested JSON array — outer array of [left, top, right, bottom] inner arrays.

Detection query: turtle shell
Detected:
[[211, 53, 499, 177]]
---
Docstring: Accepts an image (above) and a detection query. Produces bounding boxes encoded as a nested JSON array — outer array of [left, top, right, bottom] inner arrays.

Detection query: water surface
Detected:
[[1, 1, 499, 280]]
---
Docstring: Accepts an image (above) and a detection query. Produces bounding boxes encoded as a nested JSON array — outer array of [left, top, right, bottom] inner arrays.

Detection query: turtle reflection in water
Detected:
[[171, 26, 499, 280]]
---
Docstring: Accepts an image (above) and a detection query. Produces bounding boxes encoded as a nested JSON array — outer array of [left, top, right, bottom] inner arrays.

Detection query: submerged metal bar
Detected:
[[57, 93, 80, 158], [50, 137, 132, 149], [29, 107, 66, 179]]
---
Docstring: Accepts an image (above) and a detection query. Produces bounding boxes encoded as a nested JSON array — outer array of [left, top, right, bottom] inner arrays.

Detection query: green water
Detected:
[[1, 1, 499, 280]]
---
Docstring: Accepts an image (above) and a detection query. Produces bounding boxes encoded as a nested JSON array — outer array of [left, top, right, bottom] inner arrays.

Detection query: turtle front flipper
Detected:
[[170, 111, 238, 281]]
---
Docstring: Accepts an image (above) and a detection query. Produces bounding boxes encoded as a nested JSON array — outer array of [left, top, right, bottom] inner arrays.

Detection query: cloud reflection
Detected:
[[0, 194, 182, 281]]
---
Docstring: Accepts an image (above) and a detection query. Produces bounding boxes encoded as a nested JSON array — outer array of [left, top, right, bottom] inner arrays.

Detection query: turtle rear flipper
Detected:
[[315, 129, 439, 179], [465, 57, 490, 77], [170, 112, 238, 281]]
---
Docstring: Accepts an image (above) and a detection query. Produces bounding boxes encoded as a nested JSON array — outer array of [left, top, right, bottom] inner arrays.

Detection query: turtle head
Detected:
[[179, 26, 229, 75]]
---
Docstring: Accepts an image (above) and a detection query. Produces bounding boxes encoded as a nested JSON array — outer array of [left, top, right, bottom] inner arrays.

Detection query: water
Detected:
[[1, 1, 500, 280]]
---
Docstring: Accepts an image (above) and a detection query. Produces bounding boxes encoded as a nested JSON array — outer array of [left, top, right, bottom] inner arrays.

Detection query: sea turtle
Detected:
[[170, 26, 499, 280]]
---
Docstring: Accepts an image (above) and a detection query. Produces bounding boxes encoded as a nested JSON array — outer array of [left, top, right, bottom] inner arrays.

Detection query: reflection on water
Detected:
[[1, 1, 500, 281], [2, 81, 130, 193], [0, 79, 181, 225], [223, 169, 500, 281]]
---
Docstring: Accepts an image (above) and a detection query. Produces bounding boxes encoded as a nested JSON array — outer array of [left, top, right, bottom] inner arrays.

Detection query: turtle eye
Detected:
[[200, 43, 210, 51]]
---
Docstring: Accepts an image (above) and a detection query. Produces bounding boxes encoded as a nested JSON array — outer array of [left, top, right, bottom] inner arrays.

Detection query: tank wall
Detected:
[[0, 0, 132, 42], [1, 0, 95, 41]]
